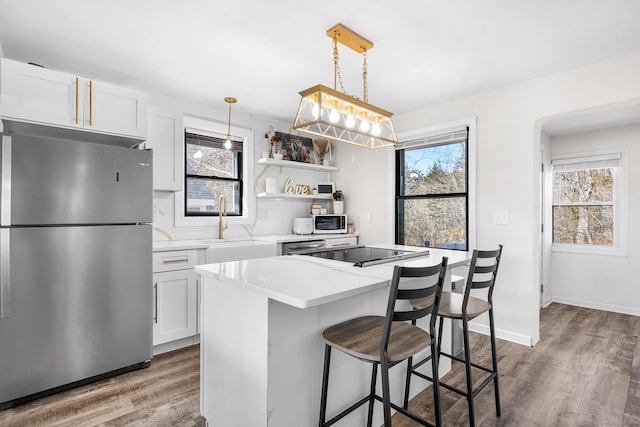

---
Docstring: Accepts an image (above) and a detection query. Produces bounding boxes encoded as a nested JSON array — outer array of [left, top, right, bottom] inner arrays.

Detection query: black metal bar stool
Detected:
[[318, 258, 448, 427], [405, 245, 503, 427]]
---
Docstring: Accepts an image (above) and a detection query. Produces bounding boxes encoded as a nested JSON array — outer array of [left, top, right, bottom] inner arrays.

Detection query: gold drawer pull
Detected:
[[89, 80, 93, 126], [75, 77, 79, 124]]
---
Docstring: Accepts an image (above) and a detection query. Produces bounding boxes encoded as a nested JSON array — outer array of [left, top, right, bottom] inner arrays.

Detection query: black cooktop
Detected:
[[302, 245, 429, 267]]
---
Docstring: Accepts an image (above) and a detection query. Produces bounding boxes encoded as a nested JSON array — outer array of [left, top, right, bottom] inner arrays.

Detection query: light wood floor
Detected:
[[0, 345, 204, 427], [396, 302, 640, 426], [0, 303, 638, 426]]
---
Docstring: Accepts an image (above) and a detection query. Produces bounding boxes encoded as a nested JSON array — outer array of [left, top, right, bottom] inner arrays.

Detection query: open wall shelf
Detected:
[[256, 158, 339, 172], [256, 192, 332, 200]]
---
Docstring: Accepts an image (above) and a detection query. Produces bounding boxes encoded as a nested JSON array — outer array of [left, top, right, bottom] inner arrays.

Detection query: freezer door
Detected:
[[0, 225, 152, 404], [1, 134, 152, 226]]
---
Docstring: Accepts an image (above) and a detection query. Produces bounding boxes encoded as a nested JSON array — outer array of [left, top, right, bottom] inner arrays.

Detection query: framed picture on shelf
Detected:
[[275, 132, 313, 163], [316, 182, 335, 195]]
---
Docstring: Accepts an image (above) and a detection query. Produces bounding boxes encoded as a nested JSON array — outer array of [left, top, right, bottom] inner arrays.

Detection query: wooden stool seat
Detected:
[[323, 315, 431, 363], [413, 292, 491, 320]]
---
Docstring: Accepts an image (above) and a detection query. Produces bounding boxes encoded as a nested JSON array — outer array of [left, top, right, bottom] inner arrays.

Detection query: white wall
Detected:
[[550, 125, 640, 315], [331, 142, 393, 244], [384, 52, 640, 345], [149, 94, 339, 241]]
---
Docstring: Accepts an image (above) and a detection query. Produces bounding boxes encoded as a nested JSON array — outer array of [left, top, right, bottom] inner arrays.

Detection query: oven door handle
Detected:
[[286, 241, 326, 254]]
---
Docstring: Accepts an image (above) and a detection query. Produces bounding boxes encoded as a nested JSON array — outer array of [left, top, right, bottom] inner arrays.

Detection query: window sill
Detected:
[[552, 243, 627, 257]]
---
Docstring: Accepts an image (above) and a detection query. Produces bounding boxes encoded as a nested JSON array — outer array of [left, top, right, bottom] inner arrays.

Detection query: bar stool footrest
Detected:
[[440, 351, 495, 374], [322, 394, 373, 427], [375, 395, 438, 427]]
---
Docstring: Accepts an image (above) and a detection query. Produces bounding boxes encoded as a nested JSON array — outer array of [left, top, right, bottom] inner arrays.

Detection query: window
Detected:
[[395, 129, 469, 250], [551, 150, 627, 255], [174, 116, 254, 228], [185, 131, 243, 217]]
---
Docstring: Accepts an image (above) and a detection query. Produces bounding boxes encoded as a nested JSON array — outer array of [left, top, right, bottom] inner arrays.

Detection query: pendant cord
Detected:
[[226, 102, 232, 139]]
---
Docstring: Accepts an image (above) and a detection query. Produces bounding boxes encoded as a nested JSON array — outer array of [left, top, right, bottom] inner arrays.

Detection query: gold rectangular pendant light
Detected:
[[293, 24, 398, 149]]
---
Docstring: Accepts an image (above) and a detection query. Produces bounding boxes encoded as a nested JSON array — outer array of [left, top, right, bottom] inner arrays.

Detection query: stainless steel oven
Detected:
[[280, 240, 326, 255]]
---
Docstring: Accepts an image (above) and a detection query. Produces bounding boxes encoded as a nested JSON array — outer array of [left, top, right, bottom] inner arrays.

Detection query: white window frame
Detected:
[[551, 148, 628, 256], [174, 116, 254, 227]]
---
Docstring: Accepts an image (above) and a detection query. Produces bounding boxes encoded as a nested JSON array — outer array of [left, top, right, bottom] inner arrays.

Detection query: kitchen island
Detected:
[[195, 245, 471, 427]]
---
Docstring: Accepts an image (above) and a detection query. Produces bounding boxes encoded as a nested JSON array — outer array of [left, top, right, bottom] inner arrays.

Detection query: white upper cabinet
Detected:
[[0, 58, 147, 140], [146, 106, 184, 191], [87, 79, 147, 138]]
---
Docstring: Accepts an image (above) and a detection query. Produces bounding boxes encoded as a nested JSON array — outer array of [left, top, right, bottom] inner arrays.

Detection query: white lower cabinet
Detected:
[[153, 269, 198, 345], [152, 249, 202, 350]]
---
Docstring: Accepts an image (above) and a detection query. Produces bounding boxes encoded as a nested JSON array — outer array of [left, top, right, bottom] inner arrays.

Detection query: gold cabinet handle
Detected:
[[75, 77, 79, 124], [89, 80, 93, 126]]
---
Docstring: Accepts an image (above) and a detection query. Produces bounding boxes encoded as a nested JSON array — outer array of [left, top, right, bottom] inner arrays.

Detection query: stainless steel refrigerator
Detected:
[[0, 133, 152, 409]]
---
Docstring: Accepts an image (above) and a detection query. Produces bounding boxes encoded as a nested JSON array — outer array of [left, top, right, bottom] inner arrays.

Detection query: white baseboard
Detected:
[[468, 321, 532, 347], [152, 335, 200, 356], [552, 296, 640, 316], [466, 296, 639, 349]]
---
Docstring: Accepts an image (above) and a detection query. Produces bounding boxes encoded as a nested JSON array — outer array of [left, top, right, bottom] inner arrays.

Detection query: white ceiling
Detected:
[[1, 0, 640, 125]]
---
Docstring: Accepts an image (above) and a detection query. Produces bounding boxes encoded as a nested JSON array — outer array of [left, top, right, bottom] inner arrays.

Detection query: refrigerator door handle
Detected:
[[1, 136, 12, 227], [1, 229, 10, 319]]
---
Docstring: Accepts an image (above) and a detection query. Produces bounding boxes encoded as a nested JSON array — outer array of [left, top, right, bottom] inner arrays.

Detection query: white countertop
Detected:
[[152, 233, 358, 252], [195, 245, 470, 309]]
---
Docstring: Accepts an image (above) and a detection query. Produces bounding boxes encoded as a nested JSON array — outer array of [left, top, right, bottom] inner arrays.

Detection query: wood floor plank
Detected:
[[0, 345, 203, 427], [0, 303, 638, 426], [393, 303, 639, 426]]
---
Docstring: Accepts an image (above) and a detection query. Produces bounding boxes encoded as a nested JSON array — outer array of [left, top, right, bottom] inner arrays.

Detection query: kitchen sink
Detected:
[[204, 238, 277, 263]]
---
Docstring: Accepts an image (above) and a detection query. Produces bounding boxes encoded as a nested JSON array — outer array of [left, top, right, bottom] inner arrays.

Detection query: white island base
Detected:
[[197, 248, 470, 426]]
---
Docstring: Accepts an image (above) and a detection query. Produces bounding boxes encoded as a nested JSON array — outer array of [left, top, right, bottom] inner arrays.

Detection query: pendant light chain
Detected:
[[332, 35, 369, 103], [362, 49, 368, 103], [333, 36, 348, 96]]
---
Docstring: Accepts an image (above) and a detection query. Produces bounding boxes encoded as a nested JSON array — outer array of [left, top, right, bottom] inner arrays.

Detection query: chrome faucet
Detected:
[[218, 193, 228, 239]]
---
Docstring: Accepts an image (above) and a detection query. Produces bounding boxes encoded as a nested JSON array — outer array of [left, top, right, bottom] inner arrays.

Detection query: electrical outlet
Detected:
[[494, 210, 510, 225]]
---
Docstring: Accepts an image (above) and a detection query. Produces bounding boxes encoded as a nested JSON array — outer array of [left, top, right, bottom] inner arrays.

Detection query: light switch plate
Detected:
[[494, 210, 510, 225]]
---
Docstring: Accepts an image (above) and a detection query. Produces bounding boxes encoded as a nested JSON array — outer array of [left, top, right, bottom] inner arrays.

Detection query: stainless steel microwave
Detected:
[[313, 214, 347, 234]]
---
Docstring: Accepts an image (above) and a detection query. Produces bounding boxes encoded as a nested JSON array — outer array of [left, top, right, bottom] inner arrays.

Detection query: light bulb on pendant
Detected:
[[223, 97, 237, 151], [359, 113, 370, 132], [311, 93, 320, 119], [329, 100, 340, 124], [372, 117, 381, 136], [345, 107, 356, 128]]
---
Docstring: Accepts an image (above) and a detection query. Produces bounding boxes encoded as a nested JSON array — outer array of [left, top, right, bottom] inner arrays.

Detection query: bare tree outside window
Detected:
[[552, 166, 614, 246], [185, 132, 243, 216], [396, 135, 468, 250]]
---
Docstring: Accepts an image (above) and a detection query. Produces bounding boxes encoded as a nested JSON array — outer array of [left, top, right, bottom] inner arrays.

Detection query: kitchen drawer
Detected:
[[153, 249, 198, 273], [324, 236, 358, 249]]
